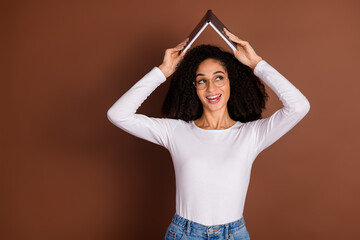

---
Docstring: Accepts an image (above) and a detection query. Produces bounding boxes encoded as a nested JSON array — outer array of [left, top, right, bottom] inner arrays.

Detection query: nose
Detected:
[[206, 79, 217, 92]]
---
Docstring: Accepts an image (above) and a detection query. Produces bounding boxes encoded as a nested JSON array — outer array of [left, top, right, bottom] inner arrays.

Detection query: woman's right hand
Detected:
[[158, 37, 189, 78]]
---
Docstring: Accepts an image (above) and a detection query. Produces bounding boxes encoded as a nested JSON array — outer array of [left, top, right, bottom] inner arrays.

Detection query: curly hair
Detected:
[[161, 44, 269, 123]]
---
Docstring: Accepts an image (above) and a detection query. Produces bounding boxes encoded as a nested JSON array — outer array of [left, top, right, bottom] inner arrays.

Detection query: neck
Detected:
[[195, 107, 236, 130]]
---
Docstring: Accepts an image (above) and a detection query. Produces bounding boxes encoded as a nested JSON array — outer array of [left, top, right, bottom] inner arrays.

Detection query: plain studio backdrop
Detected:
[[3, 0, 359, 239]]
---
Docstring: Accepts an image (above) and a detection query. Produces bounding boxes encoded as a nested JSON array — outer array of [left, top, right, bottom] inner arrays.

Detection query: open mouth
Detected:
[[206, 94, 222, 103]]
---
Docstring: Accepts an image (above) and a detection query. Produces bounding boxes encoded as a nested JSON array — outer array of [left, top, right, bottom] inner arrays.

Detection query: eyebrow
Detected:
[[196, 71, 225, 78]]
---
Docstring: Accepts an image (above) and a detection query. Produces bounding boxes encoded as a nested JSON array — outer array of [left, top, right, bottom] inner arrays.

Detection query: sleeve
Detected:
[[106, 66, 180, 149], [251, 60, 311, 155]]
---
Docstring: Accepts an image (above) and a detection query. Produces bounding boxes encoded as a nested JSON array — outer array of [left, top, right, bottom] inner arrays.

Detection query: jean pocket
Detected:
[[165, 223, 189, 240], [165, 229, 176, 240]]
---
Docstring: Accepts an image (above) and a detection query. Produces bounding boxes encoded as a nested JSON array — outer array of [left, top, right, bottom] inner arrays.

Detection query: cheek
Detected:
[[222, 85, 231, 100], [226, 88, 231, 99]]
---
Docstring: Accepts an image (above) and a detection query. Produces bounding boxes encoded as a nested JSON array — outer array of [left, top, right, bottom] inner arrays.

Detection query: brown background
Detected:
[[3, 0, 360, 239]]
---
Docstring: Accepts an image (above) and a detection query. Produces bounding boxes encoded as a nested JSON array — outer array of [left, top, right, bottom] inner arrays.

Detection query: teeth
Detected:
[[206, 94, 221, 99]]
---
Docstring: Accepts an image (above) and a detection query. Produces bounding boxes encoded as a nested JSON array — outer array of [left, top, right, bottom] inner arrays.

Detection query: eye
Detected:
[[198, 79, 207, 84], [215, 76, 224, 81]]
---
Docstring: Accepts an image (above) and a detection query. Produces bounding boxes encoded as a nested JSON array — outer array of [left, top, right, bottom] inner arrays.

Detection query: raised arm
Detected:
[[107, 66, 178, 148], [222, 28, 310, 155], [251, 60, 310, 155], [107, 38, 189, 149]]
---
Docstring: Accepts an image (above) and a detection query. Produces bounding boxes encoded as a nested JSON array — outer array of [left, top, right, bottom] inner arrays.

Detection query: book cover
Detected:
[[181, 9, 238, 54]]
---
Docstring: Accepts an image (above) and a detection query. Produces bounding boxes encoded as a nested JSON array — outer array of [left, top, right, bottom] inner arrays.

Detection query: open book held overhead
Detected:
[[181, 9, 238, 54]]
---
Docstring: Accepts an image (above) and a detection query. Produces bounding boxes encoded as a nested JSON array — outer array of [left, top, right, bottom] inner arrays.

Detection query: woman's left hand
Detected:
[[223, 28, 263, 70]]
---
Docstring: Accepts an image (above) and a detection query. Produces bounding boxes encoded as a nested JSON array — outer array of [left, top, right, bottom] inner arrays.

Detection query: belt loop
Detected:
[[186, 220, 191, 235], [225, 223, 229, 239]]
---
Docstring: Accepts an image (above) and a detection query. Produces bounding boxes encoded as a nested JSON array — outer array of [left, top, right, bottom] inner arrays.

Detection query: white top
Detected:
[[107, 60, 310, 226]]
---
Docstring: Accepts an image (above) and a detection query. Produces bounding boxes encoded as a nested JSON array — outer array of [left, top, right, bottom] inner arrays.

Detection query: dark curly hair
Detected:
[[161, 44, 269, 123]]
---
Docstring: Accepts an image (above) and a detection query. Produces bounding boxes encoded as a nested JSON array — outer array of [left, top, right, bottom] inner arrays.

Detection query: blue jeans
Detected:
[[164, 213, 250, 240]]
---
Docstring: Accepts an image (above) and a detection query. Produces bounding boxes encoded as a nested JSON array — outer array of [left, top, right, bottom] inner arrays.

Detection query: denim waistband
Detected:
[[170, 212, 245, 238]]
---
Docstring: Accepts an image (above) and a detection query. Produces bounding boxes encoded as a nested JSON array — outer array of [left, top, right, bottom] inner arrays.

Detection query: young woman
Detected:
[[107, 28, 310, 240]]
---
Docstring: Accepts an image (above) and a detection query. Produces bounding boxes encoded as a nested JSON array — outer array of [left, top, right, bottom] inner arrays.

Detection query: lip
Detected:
[[206, 94, 221, 98], [205, 94, 222, 104]]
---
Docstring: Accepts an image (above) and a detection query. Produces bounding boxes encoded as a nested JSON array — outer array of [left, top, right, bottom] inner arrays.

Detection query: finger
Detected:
[[223, 27, 230, 34], [223, 27, 236, 37], [237, 40, 248, 47], [175, 41, 187, 49], [235, 43, 247, 53], [170, 46, 185, 54], [224, 31, 243, 45], [180, 50, 186, 58], [225, 31, 242, 41], [227, 34, 247, 46], [178, 38, 189, 46], [224, 30, 246, 45], [173, 42, 185, 49], [174, 44, 185, 50], [179, 39, 188, 45]]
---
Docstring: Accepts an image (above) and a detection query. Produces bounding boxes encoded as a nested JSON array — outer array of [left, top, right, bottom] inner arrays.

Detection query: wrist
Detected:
[[158, 64, 171, 78], [250, 57, 263, 70]]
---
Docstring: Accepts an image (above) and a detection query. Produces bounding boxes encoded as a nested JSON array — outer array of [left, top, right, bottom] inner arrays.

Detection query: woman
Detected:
[[107, 28, 310, 240]]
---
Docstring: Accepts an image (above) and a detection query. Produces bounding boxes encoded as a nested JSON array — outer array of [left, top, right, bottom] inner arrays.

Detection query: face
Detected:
[[195, 58, 230, 113]]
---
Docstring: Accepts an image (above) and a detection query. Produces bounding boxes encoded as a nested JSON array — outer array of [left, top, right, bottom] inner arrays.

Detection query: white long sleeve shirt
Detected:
[[107, 60, 310, 226]]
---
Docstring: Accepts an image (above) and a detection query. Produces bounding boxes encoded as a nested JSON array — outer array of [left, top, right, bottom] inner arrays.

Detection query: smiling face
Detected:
[[195, 58, 230, 113]]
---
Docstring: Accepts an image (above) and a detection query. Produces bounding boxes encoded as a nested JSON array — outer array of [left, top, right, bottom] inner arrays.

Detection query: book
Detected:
[[181, 9, 238, 54]]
